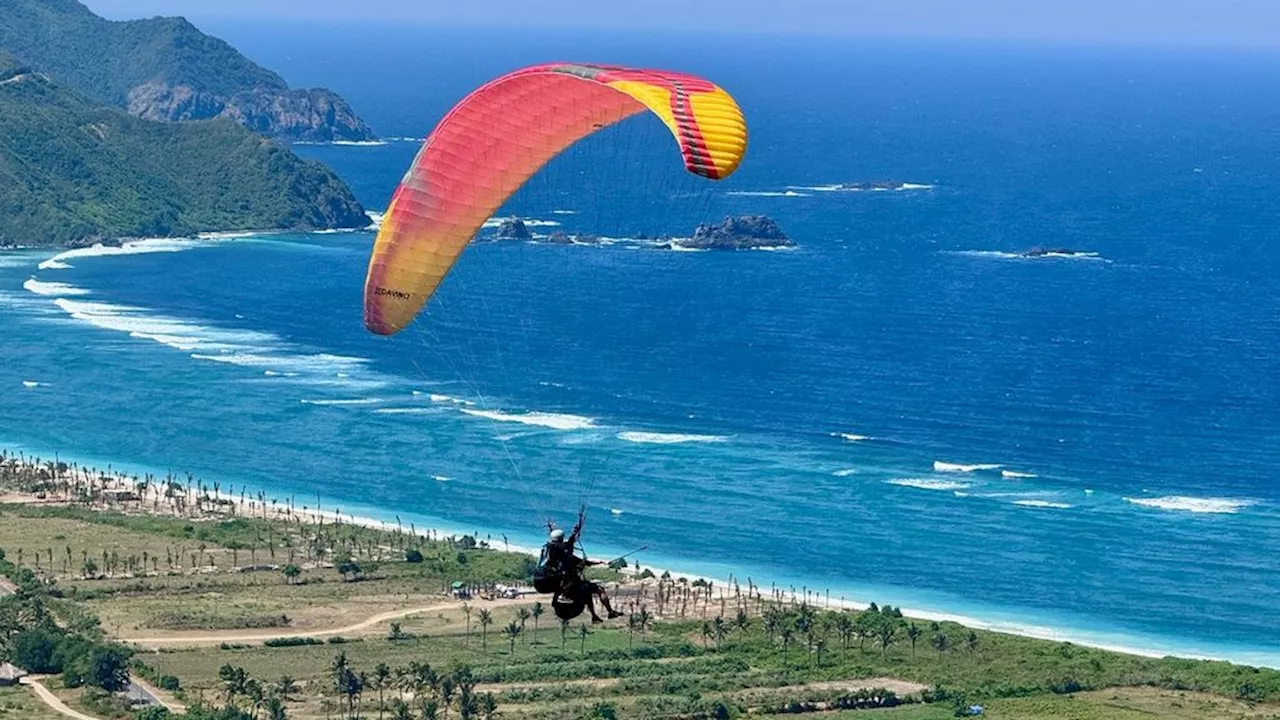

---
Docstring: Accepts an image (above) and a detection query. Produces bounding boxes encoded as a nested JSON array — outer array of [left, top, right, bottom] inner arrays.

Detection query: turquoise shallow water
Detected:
[[2, 30, 1280, 665]]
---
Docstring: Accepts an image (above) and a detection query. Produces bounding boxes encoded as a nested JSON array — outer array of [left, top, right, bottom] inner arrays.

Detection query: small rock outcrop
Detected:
[[493, 219, 532, 240], [677, 215, 794, 250]]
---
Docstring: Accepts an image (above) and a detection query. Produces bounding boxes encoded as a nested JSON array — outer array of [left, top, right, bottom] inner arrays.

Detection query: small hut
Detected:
[[0, 662, 27, 687]]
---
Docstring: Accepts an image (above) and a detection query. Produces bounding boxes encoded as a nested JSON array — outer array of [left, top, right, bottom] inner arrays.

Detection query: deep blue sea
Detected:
[[3, 27, 1279, 665]]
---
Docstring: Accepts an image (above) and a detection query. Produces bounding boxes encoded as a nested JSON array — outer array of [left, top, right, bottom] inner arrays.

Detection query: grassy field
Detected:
[[0, 685, 64, 720], [3, 497, 1280, 719]]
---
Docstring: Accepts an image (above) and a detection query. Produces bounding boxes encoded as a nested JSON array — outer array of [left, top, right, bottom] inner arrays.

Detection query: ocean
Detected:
[[2, 26, 1279, 666]]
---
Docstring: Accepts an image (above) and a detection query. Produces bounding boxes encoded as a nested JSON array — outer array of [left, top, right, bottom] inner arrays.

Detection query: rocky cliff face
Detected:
[[127, 83, 374, 143]]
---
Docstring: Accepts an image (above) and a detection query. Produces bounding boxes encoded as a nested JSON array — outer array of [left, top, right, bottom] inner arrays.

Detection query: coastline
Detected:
[[3, 444, 1277, 670]]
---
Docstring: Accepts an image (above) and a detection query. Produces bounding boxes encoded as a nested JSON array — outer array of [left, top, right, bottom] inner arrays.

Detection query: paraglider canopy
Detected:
[[364, 62, 749, 336]]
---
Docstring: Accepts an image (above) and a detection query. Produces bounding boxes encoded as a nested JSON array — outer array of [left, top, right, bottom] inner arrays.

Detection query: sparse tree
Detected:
[[502, 621, 521, 654], [477, 609, 493, 651]]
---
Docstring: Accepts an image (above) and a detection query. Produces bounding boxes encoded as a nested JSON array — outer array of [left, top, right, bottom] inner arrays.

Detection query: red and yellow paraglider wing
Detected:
[[364, 63, 748, 336]]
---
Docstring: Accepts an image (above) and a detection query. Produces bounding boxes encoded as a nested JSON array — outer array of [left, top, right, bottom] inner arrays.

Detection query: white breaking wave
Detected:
[[934, 461, 1002, 473], [431, 475, 451, 482], [1013, 500, 1073, 509], [0, 256, 35, 269], [726, 190, 812, 198], [1002, 470, 1038, 479], [460, 408, 597, 431], [375, 408, 438, 415], [551, 210, 578, 215], [295, 140, 389, 147], [610, 508, 623, 516], [429, 393, 476, 407], [23, 279, 90, 297], [38, 238, 209, 270], [21, 381, 40, 388], [616, 431, 727, 444], [789, 183, 935, 193], [833, 432, 871, 442], [49, 298, 378, 387], [1124, 496, 1255, 515], [481, 216, 562, 229], [886, 478, 971, 492], [832, 468, 858, 477], [301, 398, 384, 406], [947, 250, 1107, 262]]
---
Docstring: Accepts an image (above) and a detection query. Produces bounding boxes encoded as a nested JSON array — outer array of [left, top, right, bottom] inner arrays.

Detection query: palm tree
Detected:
[[877, 620, 897, 657], [835, 614, 855, 658], [763, 606, 782, 644], [390, 700, 413, 720], [461, 602, 472, 646], [276, 675, 298, 701], [931, 632, 950, 658], [780, 627, 794, 672], [700, 621, 713, 649], [906, 622, 922, 657], [530, 601, 544, 645], [502, 621, 521, 654], [477, 609, 493, 651], [375, 663, 392, 719], [734, 608, 750, 634], [712, 615, 726, 652], [515, 607, 532, 645], [578, 624, 591, 654], [965, 630, 980, 655], [559, 617, 570, 650]]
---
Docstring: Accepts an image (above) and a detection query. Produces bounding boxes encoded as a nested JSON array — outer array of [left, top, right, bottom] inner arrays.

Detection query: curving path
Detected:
[[121, 598, 524, 647], [21, 677, 102, 720]]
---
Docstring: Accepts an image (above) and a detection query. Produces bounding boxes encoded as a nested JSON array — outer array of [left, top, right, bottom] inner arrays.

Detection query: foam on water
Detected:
[[934, 461, 1002, 473], [886, 478, 971, 492], [789, 182, 935, 192], [429, 393, 476, 407], [1002, 470, 1038, 479], [832, 468, 858, 477], [833, 432, 871, 442], [432, 475, 451, 482], [460, 408, 597, 431], [1124, 496, 1256, 514], [1013, 499, 1073, 509], [38, 237, 212, 270], [947, 250, 1108, 262], [23, 279, 91, 297], [726, 190, 813, 198], [375, 408, 438, 415], [616, 431, 727, 444], [48, 297, 379, 388], [481, 216, 562, 229], [21, 381, 40, 388], [300, 398, 385, 406]]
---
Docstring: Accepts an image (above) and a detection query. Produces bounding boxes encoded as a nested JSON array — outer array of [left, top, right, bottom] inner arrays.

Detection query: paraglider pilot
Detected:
[[536, 509, 623, 623]]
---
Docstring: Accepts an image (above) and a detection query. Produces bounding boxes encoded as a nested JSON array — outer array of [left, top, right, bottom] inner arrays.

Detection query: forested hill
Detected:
[[0, 0, 375, 142], [0, 54, 369, 247]]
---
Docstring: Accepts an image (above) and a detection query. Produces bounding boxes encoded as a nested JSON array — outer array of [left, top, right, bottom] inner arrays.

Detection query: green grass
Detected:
[[0, 686, 64, 720], [5, 503, 1280, 719]]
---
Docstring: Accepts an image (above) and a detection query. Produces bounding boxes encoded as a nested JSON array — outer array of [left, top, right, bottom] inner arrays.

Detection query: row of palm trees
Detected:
[[328, 653, 498, 720]]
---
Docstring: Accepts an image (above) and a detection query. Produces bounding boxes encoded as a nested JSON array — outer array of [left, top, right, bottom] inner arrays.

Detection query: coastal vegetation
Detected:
[[0, 0, 374, 142], [1, 451, 1278, 719], [0, 54, 368, 247]]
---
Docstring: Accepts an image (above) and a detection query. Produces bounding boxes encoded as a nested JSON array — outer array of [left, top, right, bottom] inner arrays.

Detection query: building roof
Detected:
[[0, 662, 27, 681]]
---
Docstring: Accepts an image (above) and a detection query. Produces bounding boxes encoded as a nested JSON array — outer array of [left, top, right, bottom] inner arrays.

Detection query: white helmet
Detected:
[[549, 528, 565, 543]]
